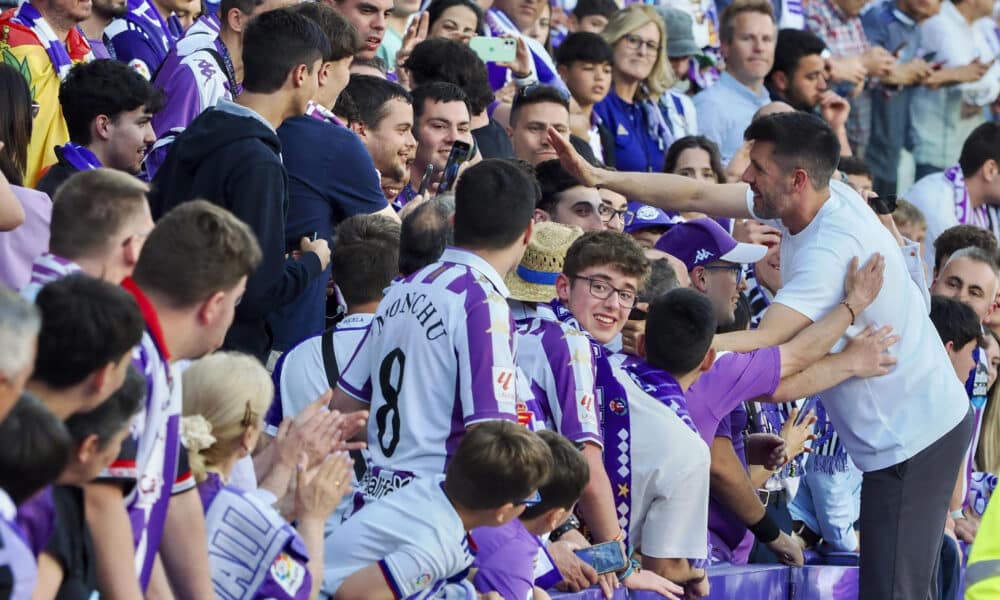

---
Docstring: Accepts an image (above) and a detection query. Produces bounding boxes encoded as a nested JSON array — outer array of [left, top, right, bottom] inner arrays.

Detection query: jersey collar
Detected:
[[122, 277, 170, 363], [440, 247, 512, 298]]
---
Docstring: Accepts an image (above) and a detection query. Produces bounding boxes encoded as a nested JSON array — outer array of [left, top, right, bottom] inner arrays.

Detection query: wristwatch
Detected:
[[549, 514, 581, 542]]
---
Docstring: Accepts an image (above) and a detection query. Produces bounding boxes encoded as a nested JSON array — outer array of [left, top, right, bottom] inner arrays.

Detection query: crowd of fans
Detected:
[[2, 0, 1000, 596]]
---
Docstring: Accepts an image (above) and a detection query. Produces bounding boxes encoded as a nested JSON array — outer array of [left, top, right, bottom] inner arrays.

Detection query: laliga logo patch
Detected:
[[608, 397, 627, 416], [413, 573, 433, 589], [693, 248, 714, 263], [576, 390, 597, 425], [270, 552, 306, 596], [636, 206, 659, 221]]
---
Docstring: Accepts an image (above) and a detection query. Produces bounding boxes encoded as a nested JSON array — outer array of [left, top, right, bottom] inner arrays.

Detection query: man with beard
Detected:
[[765, 28, 853, 156], [0, 0, 94, 185], [344, 74, 417, 202], [78, 0, 126, 56]]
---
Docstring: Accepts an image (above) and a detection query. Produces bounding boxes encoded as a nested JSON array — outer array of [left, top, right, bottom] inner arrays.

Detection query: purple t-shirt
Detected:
[[0, 185, 51, 290], [198, 473, 312, 600], [472, 519, 540, 600], [686, 347, 782, 447], [707, 405, 755, 563], [14, 486, 55, 557]]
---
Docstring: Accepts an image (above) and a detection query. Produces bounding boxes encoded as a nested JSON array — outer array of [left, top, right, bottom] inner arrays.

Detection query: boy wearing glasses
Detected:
[[325, 421, 553, 599]]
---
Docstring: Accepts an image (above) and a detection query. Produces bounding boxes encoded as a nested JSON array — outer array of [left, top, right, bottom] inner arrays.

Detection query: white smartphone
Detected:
[[469, 36, 517, 63]]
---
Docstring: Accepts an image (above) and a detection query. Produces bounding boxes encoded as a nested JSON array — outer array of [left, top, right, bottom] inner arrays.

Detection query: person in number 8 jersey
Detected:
[[332, 159, 537, 502]]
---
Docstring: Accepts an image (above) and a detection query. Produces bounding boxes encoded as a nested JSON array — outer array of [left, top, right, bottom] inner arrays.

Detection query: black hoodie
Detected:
[[148, 102, 322, 361]]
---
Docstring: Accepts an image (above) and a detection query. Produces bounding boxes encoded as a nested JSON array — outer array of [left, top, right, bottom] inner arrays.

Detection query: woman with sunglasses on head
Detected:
[[0, 64, 47, 288], [593, 5, 675, 174]]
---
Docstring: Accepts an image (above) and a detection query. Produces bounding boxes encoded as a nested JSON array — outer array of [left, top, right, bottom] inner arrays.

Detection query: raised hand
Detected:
[[843, 253, 885, 312]]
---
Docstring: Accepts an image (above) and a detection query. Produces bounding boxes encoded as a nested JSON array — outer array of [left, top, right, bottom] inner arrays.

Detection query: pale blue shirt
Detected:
[[693, 71, 771, 164]]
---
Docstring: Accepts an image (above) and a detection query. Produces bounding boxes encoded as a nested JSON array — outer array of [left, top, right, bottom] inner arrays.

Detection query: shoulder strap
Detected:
[[320, 325, 340, 388]]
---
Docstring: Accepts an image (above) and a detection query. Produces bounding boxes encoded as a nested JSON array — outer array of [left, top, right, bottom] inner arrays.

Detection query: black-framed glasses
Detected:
[[598, 204, 635, 226], [622, 33, 660, 54], [516, 490, 542, 507], [573, 275, 638, 309], [702, 264, 744, 284]]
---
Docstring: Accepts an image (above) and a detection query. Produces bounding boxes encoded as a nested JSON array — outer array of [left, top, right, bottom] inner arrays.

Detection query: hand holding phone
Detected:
[[470, 36, 517, 63], [418, 164, 435, 196], [573, 541, 628, 575], [437, 140, 473, 194]]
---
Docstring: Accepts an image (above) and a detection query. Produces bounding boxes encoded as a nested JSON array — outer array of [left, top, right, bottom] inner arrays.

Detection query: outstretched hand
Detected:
[[547, 126, 598, 187]]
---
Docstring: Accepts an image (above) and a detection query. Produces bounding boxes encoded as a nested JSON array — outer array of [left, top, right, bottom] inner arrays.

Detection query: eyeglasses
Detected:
[[598, 204, 635, 226], [622, 33, 660, 54], [516, 490, 542, 507], [573, 275, 638, 308], [702, 264, 744, 284]]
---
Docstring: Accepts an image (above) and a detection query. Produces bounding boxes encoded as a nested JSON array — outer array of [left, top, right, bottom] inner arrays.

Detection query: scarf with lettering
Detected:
[[13, 2, 93, 80], [547, 299, 632, 545], [57, 142, 102, 172], [947, 165, 992, 231], [621, 359, 698, 434]]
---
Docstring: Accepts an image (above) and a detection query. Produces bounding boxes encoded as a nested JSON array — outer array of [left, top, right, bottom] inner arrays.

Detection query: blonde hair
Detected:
[[602, 5, 673, 99], [891, 199, 927, 229], [181, 352, 274, 482], [978, 331, 1000, 473]]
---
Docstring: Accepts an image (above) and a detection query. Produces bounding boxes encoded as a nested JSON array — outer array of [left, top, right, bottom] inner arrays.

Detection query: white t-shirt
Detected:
[[337, 248, 518, 482], [749, 180, 969, 472], [902, 170, 986, 271], [323, 475, 477, 598], [613, 360, 710, 559]]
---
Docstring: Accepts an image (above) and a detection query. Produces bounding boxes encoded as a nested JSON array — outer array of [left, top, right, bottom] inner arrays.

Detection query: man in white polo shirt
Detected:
[[547, 110, 973, 599], [332, 159, 535, 499]]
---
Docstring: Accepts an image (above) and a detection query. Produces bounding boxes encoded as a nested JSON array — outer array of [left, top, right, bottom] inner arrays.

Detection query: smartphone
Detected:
[[470, 36, 517, 63], [436, 140, 473, 194], [868, 193, 898, 215], [574, 541, 628, 575], [418, 164, 435, 196]]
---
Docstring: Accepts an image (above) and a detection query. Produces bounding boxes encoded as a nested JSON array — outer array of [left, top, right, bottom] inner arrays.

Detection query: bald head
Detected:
[[753, 101, 795, 121]]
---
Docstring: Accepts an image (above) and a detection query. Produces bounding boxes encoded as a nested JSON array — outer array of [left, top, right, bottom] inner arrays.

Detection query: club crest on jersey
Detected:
[[492, 366, 517, 413], [608, 397, 627, 416], [270, 552, 306, 596]]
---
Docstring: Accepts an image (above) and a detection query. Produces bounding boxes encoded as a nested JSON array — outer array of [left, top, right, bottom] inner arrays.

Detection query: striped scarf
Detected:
[[13, 2, 93, 80]]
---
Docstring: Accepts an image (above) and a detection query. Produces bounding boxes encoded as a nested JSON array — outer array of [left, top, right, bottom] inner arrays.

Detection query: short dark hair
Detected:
[[241, 8, 330, 94], [64, 364, 145, 450], [34, 275, 144, 388], [645, 287, 717, 375], [663, 136, 726, 183], [351, 56, 388, 74], [445, 420, 553, 510], [133, 200, 262, 308], [333, 89, 361, 125], [289, 2, 360, 61], [50, 169, 150, 260], [0, 393, 72, 504], [60, 59, 163, 146], [555, 32, 614, 67], [638, 258, 680, 302], [930, 295, 985, 351], [563, 230, 650, 282], [343, 75, 412, 129], [520, 431, 589, 519], [426, 0, 484, 35], [933, 225, 1000, 274], [838, 155, 871, 178], [572, 0, 617, 20], [454, 159, 538, 250], [959, 122, 1000, 177], [405, 39, 494, 115], [411, 82, 472, 124], [719, 0, 774, 44], [767, 28, 825, 83], [535, 159, 584, 213], [510, 85, 569, 128], [400, 195, 455, 275], [744, 112, 840, 190], [220, 0, 266, 20], [332, 215, 401, 306]]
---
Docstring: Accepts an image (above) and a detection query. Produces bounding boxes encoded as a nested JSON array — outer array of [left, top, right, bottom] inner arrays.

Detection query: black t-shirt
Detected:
[[46, 486, 95, 600]]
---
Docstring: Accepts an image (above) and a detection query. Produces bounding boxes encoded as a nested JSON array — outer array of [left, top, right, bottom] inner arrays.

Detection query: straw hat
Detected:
[[506, 222, 584, 303]]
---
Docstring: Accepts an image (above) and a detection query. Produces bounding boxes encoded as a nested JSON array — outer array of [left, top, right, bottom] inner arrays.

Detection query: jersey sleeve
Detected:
[[105, 23, 157, 79], [254, 534, 312, 600], [455, 287, 519, 426], [378, 542, 459, 599], [709, 349, 782, 419], [542, 325, 602, 446]]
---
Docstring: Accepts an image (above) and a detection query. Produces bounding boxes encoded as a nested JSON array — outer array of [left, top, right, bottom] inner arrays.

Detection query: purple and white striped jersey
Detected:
[[19, 252, 82, 302], [515, 317, 602, 447], [105, 0, 184, 79], [0, 488, 36, 600], [97, 278, 187, 591], [337, 247, 519, 484]]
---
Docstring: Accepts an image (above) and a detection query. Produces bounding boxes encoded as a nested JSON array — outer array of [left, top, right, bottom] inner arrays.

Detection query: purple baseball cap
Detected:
[[655, 217, 767, 271], [624, 202, 682, 234]]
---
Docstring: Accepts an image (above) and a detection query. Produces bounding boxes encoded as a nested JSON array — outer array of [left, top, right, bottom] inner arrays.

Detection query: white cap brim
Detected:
[[720, 242, 768, 265]]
